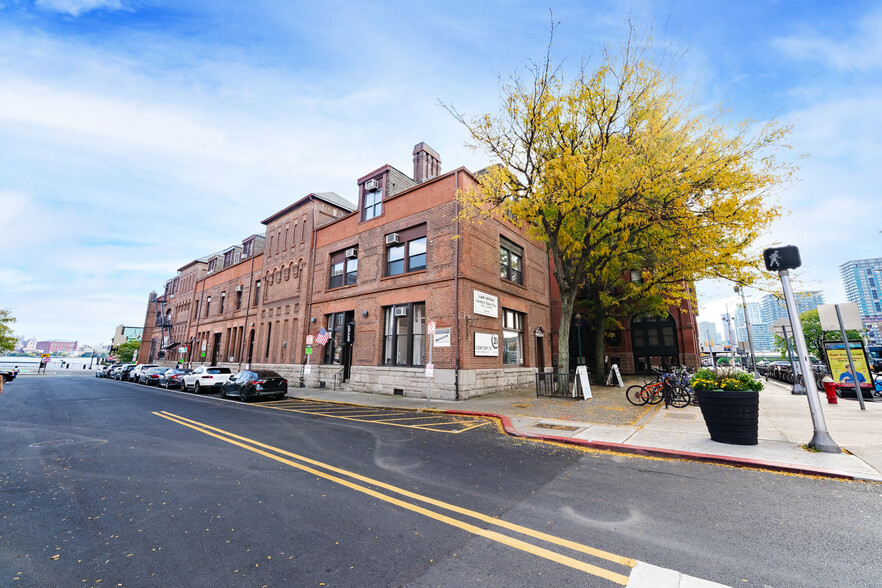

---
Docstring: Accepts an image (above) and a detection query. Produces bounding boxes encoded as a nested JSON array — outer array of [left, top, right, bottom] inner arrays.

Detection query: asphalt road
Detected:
[[1, 374, 880, 587]]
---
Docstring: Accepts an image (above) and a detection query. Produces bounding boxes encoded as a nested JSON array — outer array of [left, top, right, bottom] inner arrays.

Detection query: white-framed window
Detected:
[[500, 237, 523, 285], [502, 308, 524, 365], [383, 303, 425, 366], [386, 225, 427, 276]]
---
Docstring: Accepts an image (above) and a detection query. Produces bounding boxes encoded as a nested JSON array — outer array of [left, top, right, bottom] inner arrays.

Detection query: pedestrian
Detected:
[[13, 366, 19, 379]]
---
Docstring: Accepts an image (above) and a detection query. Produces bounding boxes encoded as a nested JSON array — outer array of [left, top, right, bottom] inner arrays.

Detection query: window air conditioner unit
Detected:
[[365, 179, 380, 192], [393, 306, 408, 317], [345, 247, 358, 259], [235, 285, 243, 292], [385, 233, 400, 245]]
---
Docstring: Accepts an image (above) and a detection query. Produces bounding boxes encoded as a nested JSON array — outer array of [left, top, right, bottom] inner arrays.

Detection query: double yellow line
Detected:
[[154, 411, 635, 584]]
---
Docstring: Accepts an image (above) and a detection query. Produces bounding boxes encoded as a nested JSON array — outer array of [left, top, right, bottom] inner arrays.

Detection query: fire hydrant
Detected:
[[822, 379, 838, 404]]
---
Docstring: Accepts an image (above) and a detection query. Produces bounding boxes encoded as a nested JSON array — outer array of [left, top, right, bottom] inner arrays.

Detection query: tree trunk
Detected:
[[593, 316, 607, 383], [557, 291, 574, 375]]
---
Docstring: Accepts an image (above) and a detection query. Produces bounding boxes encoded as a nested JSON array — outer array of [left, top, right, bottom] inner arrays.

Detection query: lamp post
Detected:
[[574, 313, 583, 366], [734, 285, 759, 376]]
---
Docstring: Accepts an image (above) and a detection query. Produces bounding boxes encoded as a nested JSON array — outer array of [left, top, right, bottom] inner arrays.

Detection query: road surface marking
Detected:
[[155, 411, 634, 584], [260, 400, 491, 433]]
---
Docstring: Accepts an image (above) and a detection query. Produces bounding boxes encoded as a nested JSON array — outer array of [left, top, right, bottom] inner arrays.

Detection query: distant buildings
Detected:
[[35, 340, 78, 353], [112, 325, 144, 347], [698, 321, 721, 346], [840, 257, 882, 328], [729, 291, 826, 352]]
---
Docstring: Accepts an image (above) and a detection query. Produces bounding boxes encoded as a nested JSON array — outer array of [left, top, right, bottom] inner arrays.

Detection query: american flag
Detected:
[[314, 327, 330, 346]]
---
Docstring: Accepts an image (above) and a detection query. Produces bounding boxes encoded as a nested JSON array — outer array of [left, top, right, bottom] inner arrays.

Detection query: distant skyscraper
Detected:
[[698, 321, 721, 346], [760, 291, 826, 324], [734, 301, 773, 351], [839, 257, 882, 324]]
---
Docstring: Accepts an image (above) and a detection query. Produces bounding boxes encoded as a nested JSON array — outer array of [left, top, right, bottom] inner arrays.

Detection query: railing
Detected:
[[535, 372, 578, 398], [332, 367, 346, 390]]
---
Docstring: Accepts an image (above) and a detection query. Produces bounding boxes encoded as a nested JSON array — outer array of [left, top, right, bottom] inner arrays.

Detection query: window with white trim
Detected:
[[502, 309, 524, 365]]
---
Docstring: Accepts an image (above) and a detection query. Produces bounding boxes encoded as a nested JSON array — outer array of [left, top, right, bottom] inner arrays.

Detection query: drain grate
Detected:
[[29, 439, 76, 448], [534, 422, 580, 432]]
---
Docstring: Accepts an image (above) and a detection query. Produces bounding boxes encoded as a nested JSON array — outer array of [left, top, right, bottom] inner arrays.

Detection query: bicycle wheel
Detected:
[[668, 385, 691, 408], [646, 382, 665, 405], [626, 384, 649, 406]]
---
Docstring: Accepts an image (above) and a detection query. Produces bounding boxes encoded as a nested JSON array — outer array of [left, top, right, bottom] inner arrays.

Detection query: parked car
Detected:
[[181, 366, 233, 393], [116, 365, 137, 380], [1, 370, 13, 383], [98, 364, 120, 378], [220, 369, 288, 402], [158, 368, 191, 389], [138, 367, 168, 385], [129, 364, 158, 382]]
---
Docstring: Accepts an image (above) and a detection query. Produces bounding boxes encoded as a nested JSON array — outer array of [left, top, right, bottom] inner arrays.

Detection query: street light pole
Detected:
[[735, 285, 759, 376]]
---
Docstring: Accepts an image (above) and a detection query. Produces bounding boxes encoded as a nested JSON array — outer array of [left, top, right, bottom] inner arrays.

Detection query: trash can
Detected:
[[822, 380, 838, 404]]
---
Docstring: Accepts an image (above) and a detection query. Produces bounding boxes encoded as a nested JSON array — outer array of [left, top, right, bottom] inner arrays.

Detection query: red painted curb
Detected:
[[444, 409, 861, 481]]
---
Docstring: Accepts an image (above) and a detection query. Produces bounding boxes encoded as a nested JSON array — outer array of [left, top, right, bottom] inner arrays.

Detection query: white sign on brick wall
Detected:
[[475, 333, 499, 357], [473, 290, 498, 318]]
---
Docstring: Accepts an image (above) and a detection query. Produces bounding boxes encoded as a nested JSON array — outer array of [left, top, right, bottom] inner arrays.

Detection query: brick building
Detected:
[[138, 141, 699, 398]]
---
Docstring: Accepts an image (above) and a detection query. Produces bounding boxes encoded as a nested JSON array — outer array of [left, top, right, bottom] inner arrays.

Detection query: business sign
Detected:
[[474, 332, 499, 357], [473, 290, 498, 318], [433, 328, 451, 348], [823, 341, 873, 387]]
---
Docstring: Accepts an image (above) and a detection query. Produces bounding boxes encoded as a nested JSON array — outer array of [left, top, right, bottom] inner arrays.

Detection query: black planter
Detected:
[[696, 389, 759, 445]]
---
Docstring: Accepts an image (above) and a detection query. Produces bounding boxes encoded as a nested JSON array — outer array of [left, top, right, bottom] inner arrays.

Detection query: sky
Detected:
[[1, 0, 880, 345]]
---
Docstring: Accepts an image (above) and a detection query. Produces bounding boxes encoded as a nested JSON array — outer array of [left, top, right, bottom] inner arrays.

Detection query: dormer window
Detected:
[[207, 258, 217, 273], [363, 178, 383, 221], [242, 240, 253, 258]]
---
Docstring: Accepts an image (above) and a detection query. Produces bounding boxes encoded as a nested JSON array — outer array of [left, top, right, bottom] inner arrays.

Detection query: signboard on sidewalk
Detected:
[[823, 341, 873, 388], [605, 364, 624, 388], [573, 366, 591, 399]]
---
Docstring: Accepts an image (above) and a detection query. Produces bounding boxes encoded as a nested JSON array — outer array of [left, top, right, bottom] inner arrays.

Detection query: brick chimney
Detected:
[[413, 142, 441, 183]]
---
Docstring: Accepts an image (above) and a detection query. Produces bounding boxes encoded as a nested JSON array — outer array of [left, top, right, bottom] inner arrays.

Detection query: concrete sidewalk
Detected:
[[291, 377, 882, 483]]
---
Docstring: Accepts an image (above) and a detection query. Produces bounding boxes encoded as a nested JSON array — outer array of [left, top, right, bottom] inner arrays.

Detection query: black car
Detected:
[[220, 369, 287, 402], [158, 368, 191, 389], [139, 367, 168, 385], [117, 365, 137, 381]]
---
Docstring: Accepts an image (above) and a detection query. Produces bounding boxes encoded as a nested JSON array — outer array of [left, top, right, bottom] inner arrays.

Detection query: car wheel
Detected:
[[194, 381, 200, 394]]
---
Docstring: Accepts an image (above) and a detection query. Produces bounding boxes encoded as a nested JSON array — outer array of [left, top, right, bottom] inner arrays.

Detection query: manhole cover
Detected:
[[29, 439, 76, 448], [534, 422, 580, 431]]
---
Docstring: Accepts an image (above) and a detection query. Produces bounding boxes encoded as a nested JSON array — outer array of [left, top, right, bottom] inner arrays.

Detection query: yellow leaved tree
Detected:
[[446, 30, 794, 379]]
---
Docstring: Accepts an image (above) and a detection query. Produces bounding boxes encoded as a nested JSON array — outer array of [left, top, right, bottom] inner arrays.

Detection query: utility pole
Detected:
[[734, 285, 759, 375]]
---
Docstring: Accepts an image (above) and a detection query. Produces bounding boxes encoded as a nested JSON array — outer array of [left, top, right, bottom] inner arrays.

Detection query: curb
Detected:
[[444, 409, 882, 483], [287, 397, 881, 483]]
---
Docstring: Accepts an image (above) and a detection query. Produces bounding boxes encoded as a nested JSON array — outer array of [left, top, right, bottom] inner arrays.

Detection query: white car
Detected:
[[181, 366, 233, 394]]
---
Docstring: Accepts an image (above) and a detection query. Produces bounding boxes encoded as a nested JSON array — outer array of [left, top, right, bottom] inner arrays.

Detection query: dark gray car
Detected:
[[220, 370, 287, 402]]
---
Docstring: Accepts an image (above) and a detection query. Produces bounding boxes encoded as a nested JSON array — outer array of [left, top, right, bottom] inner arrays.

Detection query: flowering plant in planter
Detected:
[[690, 367, 764, 392]]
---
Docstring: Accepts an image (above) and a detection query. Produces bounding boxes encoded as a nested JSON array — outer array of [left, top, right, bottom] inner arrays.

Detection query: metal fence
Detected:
[[535, 372, 579, 398]]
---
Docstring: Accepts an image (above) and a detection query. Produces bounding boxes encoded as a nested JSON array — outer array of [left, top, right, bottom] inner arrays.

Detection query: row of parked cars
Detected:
[[96, 363, 288, 401]]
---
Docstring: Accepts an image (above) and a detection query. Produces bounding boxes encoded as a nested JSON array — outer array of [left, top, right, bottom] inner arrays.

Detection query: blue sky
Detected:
[[1, 0, 880, 344]]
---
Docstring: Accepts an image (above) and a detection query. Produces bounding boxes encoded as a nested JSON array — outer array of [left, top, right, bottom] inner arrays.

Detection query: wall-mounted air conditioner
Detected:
[[235, 285, 243, 292], [393, 306, 408, 317], [345, 248, 358, 259], [385, 233, 400, 245], [365, 179, 380, 192]]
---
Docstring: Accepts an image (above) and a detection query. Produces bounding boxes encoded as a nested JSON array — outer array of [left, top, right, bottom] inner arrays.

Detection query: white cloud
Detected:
[[774, 10, 882, 72], [35, 0, 122, 17]]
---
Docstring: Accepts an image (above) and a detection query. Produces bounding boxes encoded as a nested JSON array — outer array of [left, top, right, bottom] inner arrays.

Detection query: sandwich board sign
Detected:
[[573, 365, 591, 399]]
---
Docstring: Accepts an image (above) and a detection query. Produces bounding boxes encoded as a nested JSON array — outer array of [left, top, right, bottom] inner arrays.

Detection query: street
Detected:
[[1, 374, 880, 587]]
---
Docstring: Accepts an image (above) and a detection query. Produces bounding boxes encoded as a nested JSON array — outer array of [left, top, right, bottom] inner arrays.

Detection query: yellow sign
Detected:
[[41, 353, 50, 358], [824, 342, 872, 386]]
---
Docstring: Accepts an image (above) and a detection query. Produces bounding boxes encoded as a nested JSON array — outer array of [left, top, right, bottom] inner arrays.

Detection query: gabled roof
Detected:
[[261, 192, 356, 225]]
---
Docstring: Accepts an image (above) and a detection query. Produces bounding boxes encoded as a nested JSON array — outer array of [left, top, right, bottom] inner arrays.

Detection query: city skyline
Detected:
[[2, 1, 881, 342]]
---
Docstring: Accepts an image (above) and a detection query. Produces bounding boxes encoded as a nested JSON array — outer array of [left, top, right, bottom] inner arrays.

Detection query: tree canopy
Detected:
[[0, 308, 16, 353], [116, 338, 141, 363], [446, 27, 794, 376]]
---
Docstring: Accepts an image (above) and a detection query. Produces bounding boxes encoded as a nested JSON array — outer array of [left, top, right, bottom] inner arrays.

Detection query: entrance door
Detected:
[[247, 329, 255, 365], [630, 314, 679, 373], [535, 336, 545, 371], [211, 333, 222, 365]]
